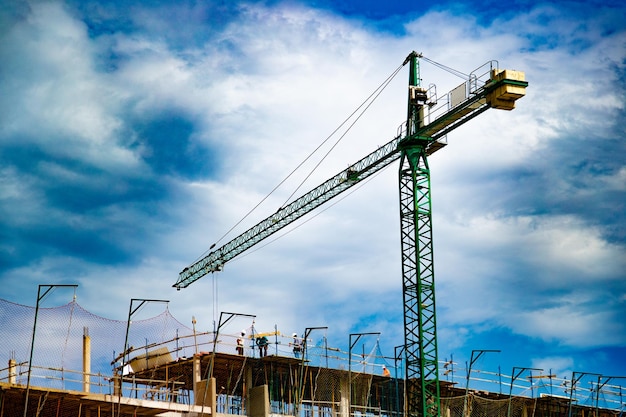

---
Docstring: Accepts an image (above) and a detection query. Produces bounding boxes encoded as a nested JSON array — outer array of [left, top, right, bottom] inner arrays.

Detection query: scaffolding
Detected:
[[0, 298, 623, 417]]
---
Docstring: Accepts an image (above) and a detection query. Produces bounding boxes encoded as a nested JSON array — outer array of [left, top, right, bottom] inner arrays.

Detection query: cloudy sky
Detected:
[[1, 0, 625, 401]]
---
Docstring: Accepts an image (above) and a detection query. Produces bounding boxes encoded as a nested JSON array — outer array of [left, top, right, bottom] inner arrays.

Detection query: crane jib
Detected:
[[174, 135, 403, 289]]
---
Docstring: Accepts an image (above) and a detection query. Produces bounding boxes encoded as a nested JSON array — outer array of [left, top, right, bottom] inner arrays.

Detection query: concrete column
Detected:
[[8, 359, 16, 384], [249, 385, 270, 417], [195, 377, 216, 417], [339, 373, 350, 417], [83, 327, 91, 392], [193, 354, 202, 387]]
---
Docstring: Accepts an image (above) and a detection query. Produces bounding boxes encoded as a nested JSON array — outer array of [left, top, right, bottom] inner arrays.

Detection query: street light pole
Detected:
[[23, 284, 78, 417]]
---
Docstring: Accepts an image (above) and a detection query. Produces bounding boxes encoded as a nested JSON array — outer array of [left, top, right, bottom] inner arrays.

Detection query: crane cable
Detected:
[[278, 61, 405, 208], [420, 55, 469, 80], [196, 60, 406, 261]]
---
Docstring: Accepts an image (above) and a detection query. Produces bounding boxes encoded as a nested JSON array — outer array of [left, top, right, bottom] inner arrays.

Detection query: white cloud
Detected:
[[531, 356, 574, 380], [0, 0, 624, 382], [0, 2, 140, 174], [511, 306, 624, 347]]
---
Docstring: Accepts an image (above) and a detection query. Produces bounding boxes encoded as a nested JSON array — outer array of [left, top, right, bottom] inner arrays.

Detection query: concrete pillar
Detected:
[[249, 385, 270, 417], [192, 355, 216, 416], [193, 354, 202, 387], [195, 377, 216, 417], [113, 372, 121, 397], [83, 327, 91, 392], [8, 359, 16, 384], [339, 373, 350, 417]]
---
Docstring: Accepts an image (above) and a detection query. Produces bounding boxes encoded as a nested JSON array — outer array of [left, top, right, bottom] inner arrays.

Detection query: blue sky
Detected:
[[1, 0, 625, 404]]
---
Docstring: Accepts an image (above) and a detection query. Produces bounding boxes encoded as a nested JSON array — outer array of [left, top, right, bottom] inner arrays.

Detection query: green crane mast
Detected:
[[174, 51, 528, 417], [399, 52, 441, 417]]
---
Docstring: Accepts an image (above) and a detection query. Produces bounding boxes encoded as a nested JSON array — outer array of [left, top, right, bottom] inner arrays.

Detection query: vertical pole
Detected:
[[394, 345, 405, 417], [8, 359, 16, 384], [508, 367, 542, 417], [568, 373, 576, 417], [192, 316, 199, 355], [23, 284, 77, 417], [118, 299, 169, 417], [83, 327, 91, 392], [595, 376, 601, 417], [568, 372, 602, 417], [23, 285, 44, 417]]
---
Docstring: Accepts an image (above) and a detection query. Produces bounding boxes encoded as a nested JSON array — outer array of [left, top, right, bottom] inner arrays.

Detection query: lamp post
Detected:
[[568, 372, 601, 417], [23, 284, 78, 417], [117, 298, 169, 417], [348, 332, 380, 410], [507, 367, 543, 417], [463, 349, 500, 417]]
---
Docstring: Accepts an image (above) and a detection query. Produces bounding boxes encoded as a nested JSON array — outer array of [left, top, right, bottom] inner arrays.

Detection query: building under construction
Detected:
[[0, 298, 624, 417]]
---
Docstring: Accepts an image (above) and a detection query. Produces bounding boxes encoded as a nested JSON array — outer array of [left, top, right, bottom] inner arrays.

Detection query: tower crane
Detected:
[[174, 51, 528, 417]]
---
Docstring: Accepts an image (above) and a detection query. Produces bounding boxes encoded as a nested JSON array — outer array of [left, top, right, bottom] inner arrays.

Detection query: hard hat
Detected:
[[292, 333, 298, 337], [241, 330, 246, 336]]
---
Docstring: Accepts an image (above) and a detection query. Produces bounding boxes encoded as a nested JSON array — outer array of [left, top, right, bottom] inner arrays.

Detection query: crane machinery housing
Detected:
[[174, 51, 528, 417]]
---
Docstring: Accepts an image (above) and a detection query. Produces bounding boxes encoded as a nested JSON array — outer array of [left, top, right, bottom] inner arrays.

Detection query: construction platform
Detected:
[[1, 350, 619, 417]]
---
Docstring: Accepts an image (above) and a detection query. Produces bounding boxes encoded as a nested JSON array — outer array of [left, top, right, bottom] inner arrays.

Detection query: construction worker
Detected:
[[382, 366, 391, 377], [256, 335, 269, 357], [236, 331, 245, 355], [292, 333, 302, 358]]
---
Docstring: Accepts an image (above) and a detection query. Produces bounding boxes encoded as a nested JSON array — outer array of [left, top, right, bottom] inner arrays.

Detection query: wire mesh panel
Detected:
[[441, 394, 529, 417], [0, 298, 198, 390]]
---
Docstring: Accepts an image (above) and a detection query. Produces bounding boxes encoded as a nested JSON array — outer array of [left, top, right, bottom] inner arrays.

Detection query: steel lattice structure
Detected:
[[399, 146, 439, 417]]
